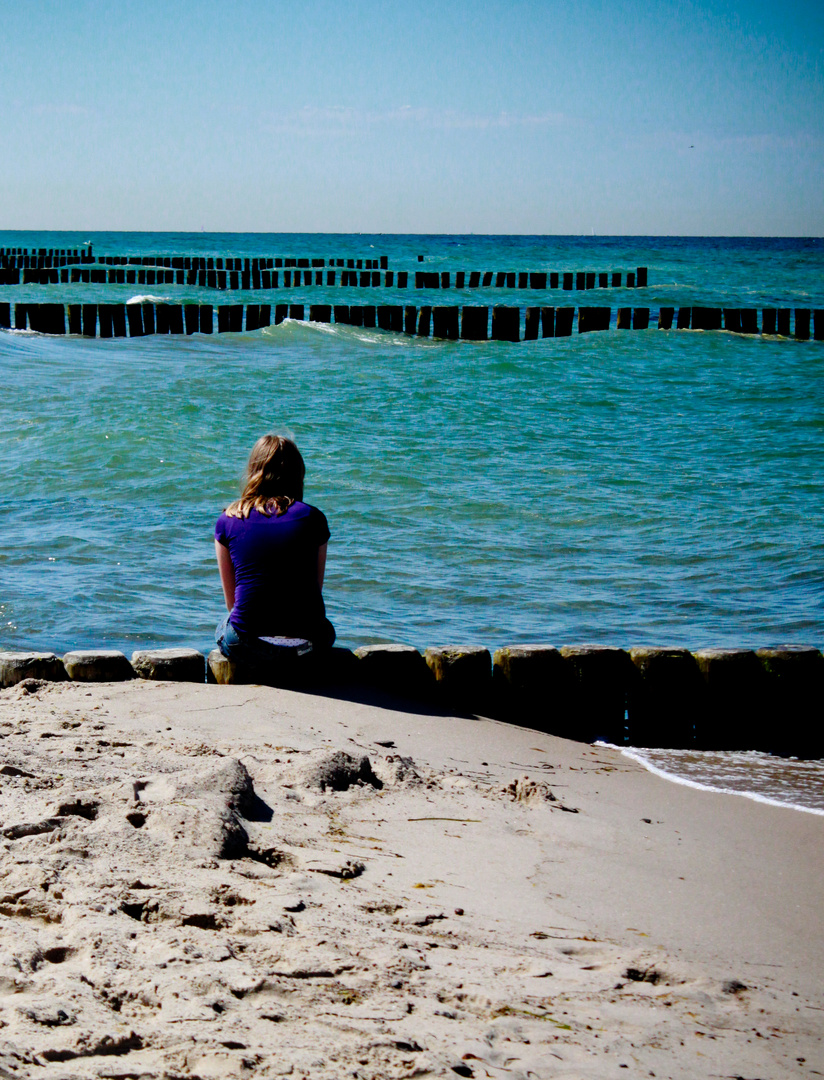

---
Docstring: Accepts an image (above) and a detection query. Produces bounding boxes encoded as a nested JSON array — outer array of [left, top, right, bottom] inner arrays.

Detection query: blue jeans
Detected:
[[215, 613, 335, 668]]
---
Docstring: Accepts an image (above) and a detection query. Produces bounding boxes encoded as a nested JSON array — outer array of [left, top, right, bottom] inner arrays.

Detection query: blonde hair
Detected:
[[225, 434, 306, 518]]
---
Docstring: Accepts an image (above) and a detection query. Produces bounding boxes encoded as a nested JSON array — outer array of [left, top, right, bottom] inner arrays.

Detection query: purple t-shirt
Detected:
[[215, 501, 330, 638]]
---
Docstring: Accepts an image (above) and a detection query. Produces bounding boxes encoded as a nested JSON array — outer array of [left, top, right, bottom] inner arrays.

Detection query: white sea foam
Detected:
[[605, 744, 824, 817], [126, 295, 167, 304]]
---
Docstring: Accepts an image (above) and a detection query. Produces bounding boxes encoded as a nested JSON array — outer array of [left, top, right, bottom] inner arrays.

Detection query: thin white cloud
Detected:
[[264, 105, 569, 136], [26, 103, 93, 117]]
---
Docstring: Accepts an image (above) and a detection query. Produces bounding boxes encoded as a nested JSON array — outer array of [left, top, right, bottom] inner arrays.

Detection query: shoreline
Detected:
[[619, 744, 824, 816], [0, 678, 821, 1078]]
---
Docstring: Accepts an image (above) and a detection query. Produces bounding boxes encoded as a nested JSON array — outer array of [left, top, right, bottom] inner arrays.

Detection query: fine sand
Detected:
[[0, 677, 821, 1079]]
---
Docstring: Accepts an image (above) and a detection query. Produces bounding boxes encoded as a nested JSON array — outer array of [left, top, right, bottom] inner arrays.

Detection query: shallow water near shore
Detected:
[[619, 746, 824, 814]]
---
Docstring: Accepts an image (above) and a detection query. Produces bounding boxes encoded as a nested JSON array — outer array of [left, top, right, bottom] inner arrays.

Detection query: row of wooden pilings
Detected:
[[1, 643, 821, 757], [0, 267, 649, 291], [0, 250, 388, 271], [3, 301, 823, 340], [0, 250, 647, 293]]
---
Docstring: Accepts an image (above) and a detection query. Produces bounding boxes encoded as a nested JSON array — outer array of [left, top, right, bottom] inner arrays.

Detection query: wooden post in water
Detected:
[[68, 304, 81, 335], [126, 304, 143, 337], [491, 306, 520, 342], [432, 307, 459, 339], [275, 304, 288, 325], [43, 304, 65, 335], [460, 306, 488, 340], [585, 272, 595, 289], [627, 648, 701, 748], [692, 307, 722, 331], [519, 272, 528, 289], [761, 308, 777, 334], [142, 303, 155, 335], [334, 305, 350, 324], [578, 307, 610, 333], [636, 267, 648, 287], [363, 306, 376, 327], [469, 272, 480, 288], [776, 309, 791, 336], [397, 272, 408, 288], [530, 273, 547, 289], [676, 306, 691, 329], [632, 308, 649, 330], [310, 305, 332, 323], [455, 272, 465, 288], [349, 306, 363, 327], [541, 307, 555, 337], [741, 309, 758, 334], [524, 307, 540, 339], [723, 309, 741, 333], [562, 273, 573, 290], [755, 647, 824, 757], [612, 272, 621, 287], [417, 306, 431, 337], [576, 272, 585, 290], [168, 306, 184, 334], [658, 307, 674, 329], [550, 272, 559, 289], [555, 307, 574, 336], [692, 649, 767, 750], [289, 304, 304, 321], [185, 304, 199, 335], [617, 307, 632, 329], [814, 310, 824, 340], [404, 305, 417, 334], [599, 272, 608, 288], [795, 309, 811, 340], [112, 305, 127, 337]]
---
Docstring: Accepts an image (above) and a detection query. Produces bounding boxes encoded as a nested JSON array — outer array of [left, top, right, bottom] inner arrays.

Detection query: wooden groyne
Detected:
[[1, 643, 821, 757], [0, 248, 647, 292], [3, 301, 823, 340]]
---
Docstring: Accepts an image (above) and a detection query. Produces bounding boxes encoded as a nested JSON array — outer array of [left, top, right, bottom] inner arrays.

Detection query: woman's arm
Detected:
[[215, 539, 236, 612], [317, 542, 327, 591]]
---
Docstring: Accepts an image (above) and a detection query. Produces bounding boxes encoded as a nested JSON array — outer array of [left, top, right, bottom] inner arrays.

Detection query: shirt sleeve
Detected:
[[313, 508, 331, 546], [215, 513, 229, 546]]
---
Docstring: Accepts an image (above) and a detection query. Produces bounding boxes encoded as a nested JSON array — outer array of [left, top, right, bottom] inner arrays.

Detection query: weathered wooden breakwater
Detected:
[[0, 247, 647, 292], [3, 300, 823, 340], [1, 643, 820, 758]]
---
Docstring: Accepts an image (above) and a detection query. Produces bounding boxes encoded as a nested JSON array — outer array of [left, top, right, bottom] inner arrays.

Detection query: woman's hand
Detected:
[[215, 539, 236, 611]]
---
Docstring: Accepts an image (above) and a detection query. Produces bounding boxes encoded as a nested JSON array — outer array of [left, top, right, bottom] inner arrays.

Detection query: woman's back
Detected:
[[215, 500, 329, 639]]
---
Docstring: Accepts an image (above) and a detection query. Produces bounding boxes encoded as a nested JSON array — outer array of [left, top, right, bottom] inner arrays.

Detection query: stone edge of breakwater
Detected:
[[1, 643, 821, 758]]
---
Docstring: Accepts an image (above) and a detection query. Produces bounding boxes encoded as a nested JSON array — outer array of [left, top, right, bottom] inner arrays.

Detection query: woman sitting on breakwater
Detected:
[[215, 434, 335, 666]]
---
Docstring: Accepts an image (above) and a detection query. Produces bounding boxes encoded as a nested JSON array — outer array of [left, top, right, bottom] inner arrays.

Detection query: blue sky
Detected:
[[1, 0, 822, 234]]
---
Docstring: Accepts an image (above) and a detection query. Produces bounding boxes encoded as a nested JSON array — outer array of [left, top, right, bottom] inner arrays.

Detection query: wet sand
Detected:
[[0, 678, 821, 1079]]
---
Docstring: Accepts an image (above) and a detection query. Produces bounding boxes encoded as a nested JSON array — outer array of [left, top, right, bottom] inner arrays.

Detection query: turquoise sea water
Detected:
[[1, 232, 823, 662]]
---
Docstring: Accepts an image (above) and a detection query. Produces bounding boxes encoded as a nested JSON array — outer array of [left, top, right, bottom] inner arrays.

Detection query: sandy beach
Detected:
[[0, 677, 821, 1079]]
